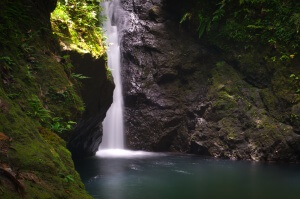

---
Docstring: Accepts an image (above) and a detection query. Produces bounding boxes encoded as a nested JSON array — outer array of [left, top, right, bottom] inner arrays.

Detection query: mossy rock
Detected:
[[0, 0, 92, 197]]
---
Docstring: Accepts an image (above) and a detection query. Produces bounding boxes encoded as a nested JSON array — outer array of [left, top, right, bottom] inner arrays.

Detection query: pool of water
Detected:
[[74, 152, 300, 199]]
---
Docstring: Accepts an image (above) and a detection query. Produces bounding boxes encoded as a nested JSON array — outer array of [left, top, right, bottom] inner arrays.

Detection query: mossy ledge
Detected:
[[0, 0, 112, 198]]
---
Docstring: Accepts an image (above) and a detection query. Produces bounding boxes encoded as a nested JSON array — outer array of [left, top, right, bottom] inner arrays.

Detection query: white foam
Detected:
[[96, 149, 163, 158]]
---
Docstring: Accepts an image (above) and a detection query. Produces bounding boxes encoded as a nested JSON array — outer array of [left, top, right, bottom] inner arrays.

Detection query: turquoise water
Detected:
[[75, 153, 300, 199]]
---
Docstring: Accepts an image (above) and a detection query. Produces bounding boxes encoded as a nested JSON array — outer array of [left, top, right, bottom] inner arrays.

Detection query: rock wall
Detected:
[[120, 0, 300, 161], [67, 52, 114, 157], [0, 0, 105, 197]]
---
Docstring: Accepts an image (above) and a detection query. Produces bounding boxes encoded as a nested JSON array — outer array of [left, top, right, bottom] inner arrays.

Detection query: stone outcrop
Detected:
[[119, 0, 300, 161], [67, 52, 114, 157]]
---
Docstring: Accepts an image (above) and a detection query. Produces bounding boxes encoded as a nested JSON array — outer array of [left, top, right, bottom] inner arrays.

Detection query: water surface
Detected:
[[75, 153, 300, 199]]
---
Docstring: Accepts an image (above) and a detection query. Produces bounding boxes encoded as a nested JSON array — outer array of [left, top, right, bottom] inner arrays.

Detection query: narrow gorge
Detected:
[[0, 0, 300, 198]]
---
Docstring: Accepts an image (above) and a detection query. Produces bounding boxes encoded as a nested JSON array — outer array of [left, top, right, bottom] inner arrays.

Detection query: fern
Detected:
[[71, 73, 90, 79], [180, 13, 192, 24]]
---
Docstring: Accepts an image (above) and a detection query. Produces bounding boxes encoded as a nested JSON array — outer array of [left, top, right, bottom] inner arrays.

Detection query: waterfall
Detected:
[[99, 0, 124, 150], [97, 0, 154, 158]]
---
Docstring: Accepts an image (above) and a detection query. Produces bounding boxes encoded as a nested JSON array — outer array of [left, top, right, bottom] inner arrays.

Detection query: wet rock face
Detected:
[[120, 0, 300, 161], [120, 0, 212, 152], [67, 52, 114, 157]]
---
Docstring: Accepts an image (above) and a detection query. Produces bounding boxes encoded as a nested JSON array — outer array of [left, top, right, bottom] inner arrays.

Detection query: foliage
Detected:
[[0, 0, 91, 197], [71, 73, 90, 79], [27, 96, 52, 123], [178, 0, 300, 103], [51, 117, 76, 133], [27, 95, 77, 133], [0, 56, 15, 73], [59, 173, 75, 183], [51, 0, 106, 57], [290, 74, 300, 102], [180, 0, 300, 53], [0, 56, 15, 66], [290, 113, 299, 123], [64, 175, 75, 183]]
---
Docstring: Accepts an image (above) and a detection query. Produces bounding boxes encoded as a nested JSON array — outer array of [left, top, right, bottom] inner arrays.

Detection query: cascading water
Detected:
[[97, 0, 157, 158], [99, 0, 124, 150]]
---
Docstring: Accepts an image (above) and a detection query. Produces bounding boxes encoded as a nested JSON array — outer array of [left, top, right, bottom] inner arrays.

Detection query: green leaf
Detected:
[[71, 73, 90, 79], [180, 13, 192, 24]]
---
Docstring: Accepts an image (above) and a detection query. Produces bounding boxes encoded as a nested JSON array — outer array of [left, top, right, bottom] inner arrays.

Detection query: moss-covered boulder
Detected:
[[193, 62, 300, 161]]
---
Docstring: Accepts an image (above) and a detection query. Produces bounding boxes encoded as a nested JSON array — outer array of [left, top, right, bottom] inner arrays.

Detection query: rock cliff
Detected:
[[120, 0, 300, 161], [67, 52, 114, 157]]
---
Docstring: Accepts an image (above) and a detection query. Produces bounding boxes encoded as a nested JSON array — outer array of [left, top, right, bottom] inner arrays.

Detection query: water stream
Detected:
[[99, 0, 124, 150], [98, 0, 148, 158]]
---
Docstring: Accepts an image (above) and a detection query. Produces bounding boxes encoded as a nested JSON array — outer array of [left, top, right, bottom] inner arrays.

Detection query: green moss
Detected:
[[245, 105, 294, 150], [0, 86, 90, 197], [272, 68, 299, 104], [207, 60, 297, 158], [211, 95, 237, 111], [209, 63, 242, 113], [227, 132, 237, 140], [51, 0, 106, 57], [217, 118, 239, 141], [0, 1, 92, 197], [260, 89, 277, 110]]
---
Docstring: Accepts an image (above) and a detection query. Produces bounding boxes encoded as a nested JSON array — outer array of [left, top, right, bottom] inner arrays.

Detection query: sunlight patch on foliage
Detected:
[[51, 0, 106, 57]]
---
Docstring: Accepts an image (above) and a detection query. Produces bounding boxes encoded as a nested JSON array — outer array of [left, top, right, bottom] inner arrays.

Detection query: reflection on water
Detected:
[[74, 154, 300, 199]]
